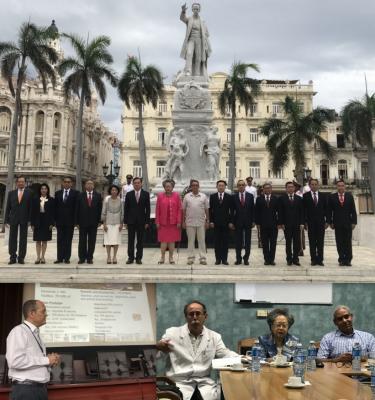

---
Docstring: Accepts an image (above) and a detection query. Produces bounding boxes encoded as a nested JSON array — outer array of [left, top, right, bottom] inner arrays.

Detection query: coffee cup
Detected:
[[288, 376, 302, 386], [275, 354, 287, 365]]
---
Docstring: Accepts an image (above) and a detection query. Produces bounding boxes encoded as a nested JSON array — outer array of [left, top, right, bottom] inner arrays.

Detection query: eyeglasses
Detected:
[[336, 360, 352, 368], [187, 311, 205, 318]]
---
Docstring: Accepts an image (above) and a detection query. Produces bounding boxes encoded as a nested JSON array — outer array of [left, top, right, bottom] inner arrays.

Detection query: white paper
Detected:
[[212, 356, 242, 369]]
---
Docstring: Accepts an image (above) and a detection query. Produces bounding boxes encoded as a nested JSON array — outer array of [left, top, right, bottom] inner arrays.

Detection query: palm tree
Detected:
[[58, 34, 117, 190], [218, 61, 261, 191], [341, 93, 375, 212], [0, 21, 58, 220], [118, 56, 164, 191], [261, 96, 336, 185]]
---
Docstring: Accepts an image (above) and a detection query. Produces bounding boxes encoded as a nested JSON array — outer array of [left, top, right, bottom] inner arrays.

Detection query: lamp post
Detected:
[[102, 160, 120, 185]]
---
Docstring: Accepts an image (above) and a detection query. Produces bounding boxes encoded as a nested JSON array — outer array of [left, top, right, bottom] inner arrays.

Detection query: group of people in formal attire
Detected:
[[156, 302, 375, 400], [4, 174, 357, 267]]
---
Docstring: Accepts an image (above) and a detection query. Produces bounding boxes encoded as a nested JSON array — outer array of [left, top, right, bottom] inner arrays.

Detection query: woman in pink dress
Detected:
[[155, 179, 182, 264]]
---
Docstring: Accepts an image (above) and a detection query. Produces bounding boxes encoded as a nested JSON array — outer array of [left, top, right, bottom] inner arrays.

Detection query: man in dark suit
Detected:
[[209, 180, 232, 265], [75, 179, 102, 264], [255, 183, 279, 266], [4, 176, 33, 264], [54, 177, 79, 264], [123, 177, 150, 265], [278, 181, 304, 266], [231, 179, 254, 265], [327, 180, 357, 266], [303, 178, 328, 266]]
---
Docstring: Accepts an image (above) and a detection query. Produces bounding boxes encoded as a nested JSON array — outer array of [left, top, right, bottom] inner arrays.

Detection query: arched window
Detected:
[[320, 160, 330, 185], [361, 161, 368, 179], [0, 107, 11, 133], [338, 159, 348, 180], [35, 111, 45, 133], [53, 112, 62, 135]]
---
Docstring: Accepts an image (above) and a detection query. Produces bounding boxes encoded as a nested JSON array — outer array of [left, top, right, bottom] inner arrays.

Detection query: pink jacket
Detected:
[[155, 192, 182, 226]]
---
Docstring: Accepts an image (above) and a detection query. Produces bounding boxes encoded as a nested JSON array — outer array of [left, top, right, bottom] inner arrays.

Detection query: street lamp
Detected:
[[303, 166, 312, 184], [102, 160, 120, 185]]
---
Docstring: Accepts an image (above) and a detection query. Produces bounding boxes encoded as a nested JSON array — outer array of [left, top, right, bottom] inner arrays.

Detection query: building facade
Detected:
[[0, 23, 116, 213], [121, 72, 371, 212]]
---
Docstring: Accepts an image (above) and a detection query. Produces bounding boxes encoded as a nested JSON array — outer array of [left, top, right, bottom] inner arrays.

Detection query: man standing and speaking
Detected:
[[6, 300, 60, 400], [156, 301, 238, 400]]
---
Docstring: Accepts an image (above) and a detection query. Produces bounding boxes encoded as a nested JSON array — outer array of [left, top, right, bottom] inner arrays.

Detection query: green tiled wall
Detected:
[[156, 283, 375, 351]]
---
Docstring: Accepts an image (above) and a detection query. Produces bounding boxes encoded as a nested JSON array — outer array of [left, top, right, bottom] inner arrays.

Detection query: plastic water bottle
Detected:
[[293, 343, 306, 383], [371, 366, 375, 389], [251, 340, 261, 373], [351, 342, 361, 371], [306, 341, 317, 371]]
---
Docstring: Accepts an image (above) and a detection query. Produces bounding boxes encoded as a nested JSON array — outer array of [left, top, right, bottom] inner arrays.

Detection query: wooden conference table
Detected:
[[0, 378, 156, 400], [220, 363, 372, 400]]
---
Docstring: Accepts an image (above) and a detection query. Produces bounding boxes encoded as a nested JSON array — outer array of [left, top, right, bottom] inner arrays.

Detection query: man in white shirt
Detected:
[[156, 301, 238, 400], [6, 300, 60, 400], [245, 176, 257, 203], [121, 174, 134, 202], [182, 180, 209, 265]]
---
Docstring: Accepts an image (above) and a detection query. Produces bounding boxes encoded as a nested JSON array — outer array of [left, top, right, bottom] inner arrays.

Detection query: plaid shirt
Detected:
[[317, 329, 375, 359], [258, 333, 299, 360]]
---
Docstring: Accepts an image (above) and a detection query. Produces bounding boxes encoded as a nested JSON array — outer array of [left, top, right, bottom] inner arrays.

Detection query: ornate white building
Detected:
[[121, 72, 371, 212], [0, 21, 117, 212]]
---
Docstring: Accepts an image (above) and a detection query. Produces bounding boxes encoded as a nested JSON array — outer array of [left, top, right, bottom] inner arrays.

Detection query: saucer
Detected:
[[230, 367, 246, 372], [284, 382, 305, 389], [270, 361, 292, 368]]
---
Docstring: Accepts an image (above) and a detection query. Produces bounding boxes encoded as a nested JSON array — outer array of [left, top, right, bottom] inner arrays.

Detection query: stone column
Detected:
[[25, 109, 35, 166], [43, 110, 53, 164]]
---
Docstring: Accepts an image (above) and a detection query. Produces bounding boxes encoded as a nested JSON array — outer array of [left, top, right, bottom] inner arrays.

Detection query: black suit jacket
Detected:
[[255, 195, 279, 227], [231, 192, 254, 227], [75, 191, 102, 227], [30, 196, 55, 228], [4, 188, 33, 225], [209, 192, 232, 227], [123, 190, 151, 225], [303, 191, 328, 225], [327, 192, 357, 227], [278, 194, 304, 227], [54, 189, 79, 226]]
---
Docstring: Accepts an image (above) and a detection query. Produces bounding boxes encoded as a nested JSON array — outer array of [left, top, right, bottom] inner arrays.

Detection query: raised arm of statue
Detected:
[[180, 3, 188, 23]]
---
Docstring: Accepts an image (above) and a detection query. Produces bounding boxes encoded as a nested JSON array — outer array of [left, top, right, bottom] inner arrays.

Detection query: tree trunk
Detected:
[[294, 159, 304, 189], [367, 148, 375, 213], [138, 106, 149, 191], [75, 89, 85, 191], [2, 60, 25, 226], [228, 103, 236, 191]]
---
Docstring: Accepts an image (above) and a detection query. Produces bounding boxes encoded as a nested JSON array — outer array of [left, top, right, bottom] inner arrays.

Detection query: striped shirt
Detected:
[[317, 329, 375, 359]]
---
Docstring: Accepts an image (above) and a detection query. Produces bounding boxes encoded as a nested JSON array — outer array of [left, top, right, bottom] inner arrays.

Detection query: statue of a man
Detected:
[[164, 128, 190, 181], [180, 3, 211, 78], [202, 127, 220, 181]]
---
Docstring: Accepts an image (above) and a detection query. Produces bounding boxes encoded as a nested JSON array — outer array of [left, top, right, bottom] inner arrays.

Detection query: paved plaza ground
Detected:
[[0, 230, 374, 283]]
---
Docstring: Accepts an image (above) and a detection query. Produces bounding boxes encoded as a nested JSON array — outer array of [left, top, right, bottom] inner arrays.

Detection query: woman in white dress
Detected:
[[101, 185, 123, 264]]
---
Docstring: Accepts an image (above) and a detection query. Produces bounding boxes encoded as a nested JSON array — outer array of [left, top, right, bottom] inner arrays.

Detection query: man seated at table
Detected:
[[317, 305, 375, 363], [156, 300, 238, 400], [258, 308, 299, 361]]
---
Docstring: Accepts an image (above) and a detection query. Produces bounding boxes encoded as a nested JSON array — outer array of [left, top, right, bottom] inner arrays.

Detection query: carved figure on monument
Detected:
[[201, 126, 220, 181], [178, 81, 209, 110], [164, 128, 190, 181], [180, 3, 211, 78]]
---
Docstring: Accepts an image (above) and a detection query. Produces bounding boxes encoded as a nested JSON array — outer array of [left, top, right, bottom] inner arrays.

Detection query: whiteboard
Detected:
[[234, 283, 332, 304]]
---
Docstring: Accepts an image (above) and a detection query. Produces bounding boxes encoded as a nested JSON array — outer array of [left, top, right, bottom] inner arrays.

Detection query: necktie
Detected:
[[313, 192, 317, 206], [63, 190, 68, 202], [136, 191, 140, 203], [88, 192, 92, 207], [219, 193, 223, 204], [240, 193, 245, 207], [266, 195, 270, 207], [289, 195, 294, 203], [18, 190, 23, 204], [339, 193, 344, 206]]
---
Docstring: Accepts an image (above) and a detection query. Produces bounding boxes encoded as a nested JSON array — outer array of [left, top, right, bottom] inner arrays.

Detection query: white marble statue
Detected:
[[180, 3, 211, 78], [201, 127, 220, 181], [164, 128, 190, 181]]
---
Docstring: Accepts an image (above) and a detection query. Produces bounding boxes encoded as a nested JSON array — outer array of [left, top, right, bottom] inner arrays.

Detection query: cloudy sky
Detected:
[[1, 0, 375, 135]]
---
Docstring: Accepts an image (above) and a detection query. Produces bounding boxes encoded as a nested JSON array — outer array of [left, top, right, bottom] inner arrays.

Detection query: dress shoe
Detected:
[[136, 260, 142, 265], [8, 260, 16, 265], [18, 259, 25, 264], [215, 260, 221, 265], [287, 261, 293, 266], [234, 260, 242, 265], [200, 260, 207, 265], [339, 262, 345, 266], [270, 261, 276, 266], [222, 261, 229, 265], [78, 260, 85, 264], [345, 262, 352, 266], [87, 260, 93, 264], [244, 260, 249, 266], [311, 261, 317, 266], [318, 262, 324, 266], [187, 260, 194, 265], [54, 260, 62, 264], [126, 259, 134, 264], [293, 261, 301, 266], [264, 262, 270, 266], [64, 260, 70, 264]]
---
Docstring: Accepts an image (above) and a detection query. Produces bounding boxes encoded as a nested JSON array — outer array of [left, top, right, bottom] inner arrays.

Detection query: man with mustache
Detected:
[[317, 305, 375, 363], [156, 301, 237, 400]]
